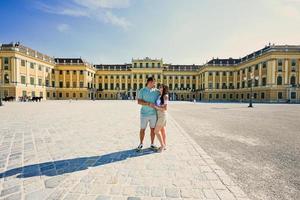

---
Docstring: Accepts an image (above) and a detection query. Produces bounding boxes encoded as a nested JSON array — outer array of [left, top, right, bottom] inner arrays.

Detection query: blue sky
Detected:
[[1, 0, 300, 64]]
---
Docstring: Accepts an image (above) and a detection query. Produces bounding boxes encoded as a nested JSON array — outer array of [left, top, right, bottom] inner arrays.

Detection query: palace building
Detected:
[[1, 42, 300, 103]]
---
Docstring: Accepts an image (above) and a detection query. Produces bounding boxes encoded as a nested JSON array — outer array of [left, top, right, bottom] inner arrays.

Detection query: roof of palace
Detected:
[[206, 44, 300, 66], [207, 58, 241, 66], [2, 42, 300, 70], [166, 64, 201, 71], [0, 42, 55, 63], [55, 58, 84, 64], [54, 58, 93, 68]]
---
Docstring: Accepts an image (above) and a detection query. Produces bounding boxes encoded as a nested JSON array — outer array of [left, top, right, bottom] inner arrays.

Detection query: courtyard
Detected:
[[0, 101, 299, 200]]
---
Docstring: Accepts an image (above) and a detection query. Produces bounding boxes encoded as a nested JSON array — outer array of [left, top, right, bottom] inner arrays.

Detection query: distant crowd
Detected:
[[2, 96, 43, 102]]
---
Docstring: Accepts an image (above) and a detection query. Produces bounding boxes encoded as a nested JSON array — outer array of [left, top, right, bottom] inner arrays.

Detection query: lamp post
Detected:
[[244, 73, 259, 108]]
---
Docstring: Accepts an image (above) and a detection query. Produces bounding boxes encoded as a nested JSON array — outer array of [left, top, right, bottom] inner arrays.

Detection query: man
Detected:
[[137, 77, 160, 151]]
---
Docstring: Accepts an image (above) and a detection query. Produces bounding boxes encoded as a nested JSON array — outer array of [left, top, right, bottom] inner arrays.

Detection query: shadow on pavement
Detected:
[[0, 148, 155, 179]]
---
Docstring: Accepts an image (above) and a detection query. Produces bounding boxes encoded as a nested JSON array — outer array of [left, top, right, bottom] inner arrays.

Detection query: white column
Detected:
[[172, 76, 175, 90], [113, 75, 116, 90], [55, 71, 59, 88], [43, 65, 46, 87], [95, 74, 98, 89], [142, 74, 145, 84], [102, 75, 105, 89], [125, 75, 128, 90], [108, 75, 111, 90], [136, 74, 140, 89], [131, 74, 134, 89], [204, 72, 208, 89], [184, 76, 187, 88], [259, 63, 262, 86], [15, 58, 20, 85], [233, 72, 237, 88], [49, 68, 52, 86], [84, 71, 88, 88], [196, 76, 199, 90], [239, 70, 242, 85], [220, 72, 223, 88], [212, 72, 216, 89], [63, 71, 66, 87], [285, 59, 289, 84], [245, 68, 248, 87], [76, 71, 80, 88], [35, 64, 38, 87], [272, 60, 276, 85], [226, 72, 229, 88], [26, 61, 29, 84], [15, 58, 18, 84], [70, 71, 73, 87]]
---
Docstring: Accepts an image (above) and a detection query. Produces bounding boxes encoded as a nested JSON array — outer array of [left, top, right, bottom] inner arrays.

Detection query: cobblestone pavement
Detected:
[[0, 101, 249, 200], [169, 102, 300, 200]]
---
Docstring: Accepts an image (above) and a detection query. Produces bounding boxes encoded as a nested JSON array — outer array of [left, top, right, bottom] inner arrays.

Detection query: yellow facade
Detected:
[[1, 43, 300, 103], [0, 43, 55, 100]]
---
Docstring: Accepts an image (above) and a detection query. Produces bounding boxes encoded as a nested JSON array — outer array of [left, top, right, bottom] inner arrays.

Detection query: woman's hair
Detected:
[[160, 84, 169, 105]]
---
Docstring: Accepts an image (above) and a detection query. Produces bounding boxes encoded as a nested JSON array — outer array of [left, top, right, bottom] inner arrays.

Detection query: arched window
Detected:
[[139, 83, 143, 89], [4, 74, 9, 83], [277, 76, 282, 85], [290, 76, 296, 86]]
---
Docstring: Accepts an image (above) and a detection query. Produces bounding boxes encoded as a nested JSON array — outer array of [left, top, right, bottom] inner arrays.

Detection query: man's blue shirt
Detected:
[[138, 87, 160, 117]]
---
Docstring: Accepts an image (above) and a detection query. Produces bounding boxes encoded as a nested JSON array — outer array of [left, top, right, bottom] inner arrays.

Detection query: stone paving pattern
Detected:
[[0, 101, 249, 200]]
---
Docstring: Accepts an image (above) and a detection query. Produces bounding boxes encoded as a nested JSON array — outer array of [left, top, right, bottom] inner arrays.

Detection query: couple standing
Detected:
[[137, 77, 169, 153]]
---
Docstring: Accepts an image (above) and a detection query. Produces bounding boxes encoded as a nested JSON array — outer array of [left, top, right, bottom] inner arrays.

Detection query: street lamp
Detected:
[[244, 73, 259, 108]]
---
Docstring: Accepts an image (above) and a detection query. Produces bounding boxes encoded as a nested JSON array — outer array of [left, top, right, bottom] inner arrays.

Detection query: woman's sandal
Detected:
[[157, 146, 164, 153]]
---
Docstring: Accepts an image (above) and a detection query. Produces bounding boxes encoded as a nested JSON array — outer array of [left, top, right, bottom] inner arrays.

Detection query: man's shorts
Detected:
[[140, 115, 157, 129]]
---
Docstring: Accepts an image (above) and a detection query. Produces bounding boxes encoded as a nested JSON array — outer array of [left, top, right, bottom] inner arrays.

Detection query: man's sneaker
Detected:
[[150, 144, 158, 151], [136, 144, 143, 152]]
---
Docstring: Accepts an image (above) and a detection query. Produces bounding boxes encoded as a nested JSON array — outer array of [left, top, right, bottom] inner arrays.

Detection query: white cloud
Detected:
[[73, 0, 130, 9], [103, 11, 131, 30], [36, 2, 89, 17], [57, 24, 70, 33], [35, 0, 131, 30]]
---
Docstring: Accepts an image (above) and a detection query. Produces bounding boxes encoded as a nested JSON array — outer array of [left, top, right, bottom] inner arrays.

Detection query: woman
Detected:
[[154, 84, 169, 152]]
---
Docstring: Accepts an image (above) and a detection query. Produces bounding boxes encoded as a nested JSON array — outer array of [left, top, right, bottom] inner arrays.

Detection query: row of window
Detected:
[[2, 58, 53, 72], [98, 75, 197, 80], [98, 83, 197, 91], [277, 59, 297, 67], [46, 92, 84, 98], [208, 93, 266, 100], [20, 59, 52, 72], [57, 70, 94, 77], [207, 92, 297, 100], [276, 76, 297, 86], [207, 77, 267, 89], [277, 65, 297, 72], [21, 91, 43, 97], [20, 76, 90, 88], [133, 62, 161, 68], [17, 76, 297, 88]]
